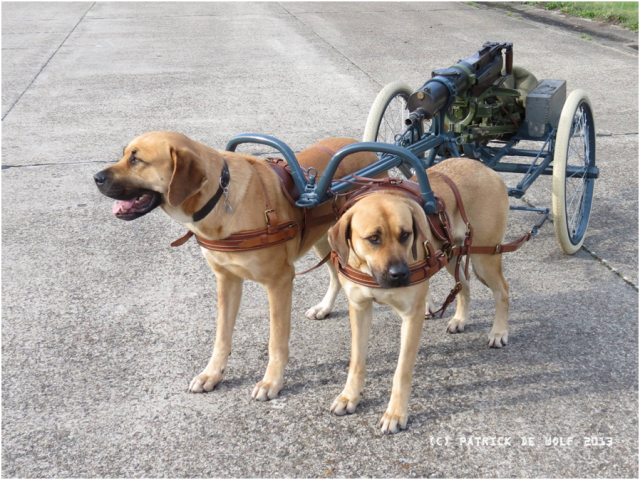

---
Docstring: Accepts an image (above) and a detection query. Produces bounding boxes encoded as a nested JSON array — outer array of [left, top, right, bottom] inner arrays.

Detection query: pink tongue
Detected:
[[112, 198, 136, 214]]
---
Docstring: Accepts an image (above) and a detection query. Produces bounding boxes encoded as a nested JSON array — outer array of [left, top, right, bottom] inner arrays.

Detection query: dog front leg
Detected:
[[331, 299, 372, 416], [252, 272, 294, 401], [379, 306, 425, 434], [472, 254, 510, 348], [189, 269, 243, 393]]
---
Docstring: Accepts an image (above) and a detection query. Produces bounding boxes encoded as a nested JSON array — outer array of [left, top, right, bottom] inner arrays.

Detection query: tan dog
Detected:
[[94, 132, 381, 400], [328, 158, 510, 433]]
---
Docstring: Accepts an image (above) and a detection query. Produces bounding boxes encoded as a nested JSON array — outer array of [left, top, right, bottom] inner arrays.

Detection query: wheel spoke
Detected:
[[566, 177, 585, 213], [378, 95, 408, 144], [568, 178, 587, 233], [566, 167, 587, 180], [562, 101, 593, 243]]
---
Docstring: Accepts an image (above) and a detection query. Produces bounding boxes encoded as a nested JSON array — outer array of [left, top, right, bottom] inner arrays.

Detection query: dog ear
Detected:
[[328, 210, 353, 269], [408, 201, 429, 261], [168, 147, 207, 207]]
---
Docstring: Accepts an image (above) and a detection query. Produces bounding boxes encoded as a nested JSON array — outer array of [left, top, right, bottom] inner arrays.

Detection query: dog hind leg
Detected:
[[305, 234, 341, 320], [471, 254, 510, 348]]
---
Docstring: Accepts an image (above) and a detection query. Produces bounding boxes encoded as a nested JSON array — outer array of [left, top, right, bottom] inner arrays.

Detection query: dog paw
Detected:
[[251, 380, 282, 401], [424, 303, 437, 319], [305, 303, 332, 320], [330, 393, 359, 416], [424, 293, 437, 319], [446, 318, 467, 334], [378, 410, 408, 434], [188, 371, 223, 393], [488, 330, 508, 348]]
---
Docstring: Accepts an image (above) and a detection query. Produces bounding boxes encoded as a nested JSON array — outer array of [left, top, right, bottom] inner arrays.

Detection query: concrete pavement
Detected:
[[2, 2, 638, 477]]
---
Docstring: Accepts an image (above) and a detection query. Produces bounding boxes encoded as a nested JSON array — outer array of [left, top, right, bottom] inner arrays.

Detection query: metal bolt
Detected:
[[417, 92, 425, 100]]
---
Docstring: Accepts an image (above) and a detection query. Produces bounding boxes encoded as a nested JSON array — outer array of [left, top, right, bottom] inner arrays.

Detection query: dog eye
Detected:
[[129, 156, 139, 166], [400, 231, 411, 242], [367, 235, 380, 244]]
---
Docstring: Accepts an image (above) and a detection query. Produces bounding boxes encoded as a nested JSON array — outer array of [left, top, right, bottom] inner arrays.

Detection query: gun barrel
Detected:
[[407, 70, 469, 120], [406, 42, 512, 120]]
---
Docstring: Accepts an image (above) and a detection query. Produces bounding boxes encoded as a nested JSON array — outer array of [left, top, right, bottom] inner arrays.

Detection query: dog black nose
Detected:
[[94, 172, 106, 185], [388, 264, 409, 281]]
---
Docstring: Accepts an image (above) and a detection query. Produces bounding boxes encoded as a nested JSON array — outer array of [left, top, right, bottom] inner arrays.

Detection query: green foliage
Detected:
[[525, 1, 638, 30]]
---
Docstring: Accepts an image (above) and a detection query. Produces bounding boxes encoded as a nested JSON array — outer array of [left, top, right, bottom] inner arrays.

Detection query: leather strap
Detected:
[[194, 222, 299, 251], [330, 248, 450, 288], [171, 230, 195, 247], [254, 168, 279, 234], [310, 145, 336, 157], [296, 252, 331, 276], [456, 232, 533, 255], [436, 172, 473, 281]]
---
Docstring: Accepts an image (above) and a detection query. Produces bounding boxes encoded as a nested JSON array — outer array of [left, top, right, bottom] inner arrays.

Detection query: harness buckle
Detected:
[[264, 209, 275, 225], [442, 243, 454, 259], [423, 239, 431, 256], [465, 222, 471, 235], [438, 211, 447, 226], [494, 244, 501, 254]]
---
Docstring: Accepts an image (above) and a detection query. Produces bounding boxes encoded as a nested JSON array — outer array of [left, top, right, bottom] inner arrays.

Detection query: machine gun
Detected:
[[406, 42, 525, 145]]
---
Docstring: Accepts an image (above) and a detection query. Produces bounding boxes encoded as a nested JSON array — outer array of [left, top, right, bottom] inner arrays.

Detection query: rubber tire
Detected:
[[552, 89, 595, 254], [363, 81, 414, 142]]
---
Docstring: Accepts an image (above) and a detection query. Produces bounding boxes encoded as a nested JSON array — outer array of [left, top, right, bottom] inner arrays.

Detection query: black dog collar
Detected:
[[192, 159, 230, 222]]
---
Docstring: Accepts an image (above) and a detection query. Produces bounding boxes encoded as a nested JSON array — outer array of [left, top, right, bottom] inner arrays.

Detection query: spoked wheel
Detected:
[[552, 89, 596, 254], [363, 82, 428, 177]]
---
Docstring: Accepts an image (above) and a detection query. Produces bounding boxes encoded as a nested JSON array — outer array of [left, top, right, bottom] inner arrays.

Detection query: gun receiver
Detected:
[[406, 42, 513, 125]]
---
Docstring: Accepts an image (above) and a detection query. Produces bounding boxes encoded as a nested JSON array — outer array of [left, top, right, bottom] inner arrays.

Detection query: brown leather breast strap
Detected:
[[171, 166, 300, 252], [429, 172, 473, 316]]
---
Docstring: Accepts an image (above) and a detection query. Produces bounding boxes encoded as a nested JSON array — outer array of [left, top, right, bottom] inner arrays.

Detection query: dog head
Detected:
[[93, 131, 208, 221], [328, 193, 429, 288]]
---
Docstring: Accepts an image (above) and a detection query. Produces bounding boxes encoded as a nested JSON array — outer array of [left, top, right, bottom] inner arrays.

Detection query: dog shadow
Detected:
[[286, 293, 636, 424]]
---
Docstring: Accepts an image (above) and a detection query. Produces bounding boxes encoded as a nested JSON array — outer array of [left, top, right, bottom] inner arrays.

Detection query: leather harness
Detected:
[[169, 147, 532, 310], [329, 174, 533, 317], [170, 146, 338, 254]]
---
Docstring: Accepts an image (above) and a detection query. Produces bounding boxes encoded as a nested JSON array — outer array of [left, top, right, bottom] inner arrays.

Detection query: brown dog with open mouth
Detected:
[[94, 131, 381, 401], [328, 158, 514, 433]]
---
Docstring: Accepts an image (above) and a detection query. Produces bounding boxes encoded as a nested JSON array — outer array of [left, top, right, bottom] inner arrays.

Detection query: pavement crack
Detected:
[[277, 2, 383, 89], [521, 196, 638, 291], [596, 132, 638, 137], [2, 160, 110, 170], [2, 1, 96, 122]]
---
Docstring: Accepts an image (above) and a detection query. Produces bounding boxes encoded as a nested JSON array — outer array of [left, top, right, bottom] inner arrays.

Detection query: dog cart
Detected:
[[226, 41, 598, 254]]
